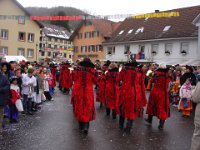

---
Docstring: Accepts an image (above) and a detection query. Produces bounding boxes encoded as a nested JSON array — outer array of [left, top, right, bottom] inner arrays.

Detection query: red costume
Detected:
[[146, 69, 171, 120], [135, 68, 147, 112], [119, 65, 140, 120], [50, 67, 56, 88], [104, 68, 120, 113], [60, 64, 72, 89], [71, 61, 96, 123]]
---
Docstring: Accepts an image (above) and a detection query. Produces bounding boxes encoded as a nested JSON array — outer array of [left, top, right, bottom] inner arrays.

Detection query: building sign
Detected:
[[78, 54, 98, 58]]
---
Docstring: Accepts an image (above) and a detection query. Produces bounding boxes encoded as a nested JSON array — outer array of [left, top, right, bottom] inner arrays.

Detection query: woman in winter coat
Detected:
[[145, 64, 171, 130], [104, 63, 120, 119], [71, 58, 96, 135], [190, 74, 200, 150]]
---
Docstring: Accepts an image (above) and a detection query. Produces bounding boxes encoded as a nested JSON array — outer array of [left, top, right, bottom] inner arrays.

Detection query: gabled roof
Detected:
[[69, 19, 121, 41], [193, 13, 200, 25], [42, 23, 71, 40], [10, 0, 43, 27], [105, 5, 200, 44]]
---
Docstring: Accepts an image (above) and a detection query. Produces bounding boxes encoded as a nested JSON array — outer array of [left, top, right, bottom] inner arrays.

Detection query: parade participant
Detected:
[[71, 58, 96, 135], [60, 61, 72, 94], [9, 76, 20, 123], [190, 74, 200, 150], [179, 78, 193, 117], [146, 65, 154, 90], [50, 64, 57, 92], [145, 63, 171, 130], [96, 60, 111, 108], [118, 60, 140, 133], [47, 69, 53, 97], [180, 65, 196, 86], [135, 65, 147, 117], [22, 68, 37, 115], [104, 63, 120, 119], [0, 68, 10, 132]]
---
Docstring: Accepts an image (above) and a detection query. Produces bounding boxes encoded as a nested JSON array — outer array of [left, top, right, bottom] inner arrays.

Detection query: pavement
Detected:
[[0, 88, 195, 150]]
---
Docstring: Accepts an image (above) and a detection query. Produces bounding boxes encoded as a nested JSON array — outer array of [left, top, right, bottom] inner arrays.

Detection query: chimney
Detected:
[[155, 10, 160, 13]]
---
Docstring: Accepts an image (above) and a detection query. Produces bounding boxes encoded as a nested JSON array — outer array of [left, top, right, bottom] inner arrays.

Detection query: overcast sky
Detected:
[[17, 0, 200, 15]]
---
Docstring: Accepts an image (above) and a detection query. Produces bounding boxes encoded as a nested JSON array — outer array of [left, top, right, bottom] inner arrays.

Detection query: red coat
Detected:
[[105, 69, 120, 112], [135, 68, 147, 109], [60, 65, 72, 89], [50, 68, 56, 88], [10, 85, 20, 105], [119, 67, 141, 120], [96, 72, 106, 103], [71, 66, 96, 122], [146, 69, 171, 120]]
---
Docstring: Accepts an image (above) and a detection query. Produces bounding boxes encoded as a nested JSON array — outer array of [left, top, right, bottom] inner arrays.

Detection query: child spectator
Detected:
[[9, 76, 21, 123], [179, 78, 193, 117]]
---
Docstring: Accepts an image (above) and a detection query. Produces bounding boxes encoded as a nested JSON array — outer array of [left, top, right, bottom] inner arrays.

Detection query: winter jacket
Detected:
[[190, 82, 200, 150], [0, 72, 10, 107]]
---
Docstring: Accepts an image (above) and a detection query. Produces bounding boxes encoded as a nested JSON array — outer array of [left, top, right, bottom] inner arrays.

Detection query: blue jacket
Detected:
[[0, 72, 10, 107]]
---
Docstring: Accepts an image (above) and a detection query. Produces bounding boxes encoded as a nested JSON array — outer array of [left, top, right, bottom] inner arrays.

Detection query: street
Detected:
[[0, 89, 195, 150]]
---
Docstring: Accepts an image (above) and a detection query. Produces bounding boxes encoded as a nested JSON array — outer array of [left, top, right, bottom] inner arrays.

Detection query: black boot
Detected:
[[125, 120, 133, 134], [145, 115, 153, 125], [158, 120, 165, 130], [83, 122, 90, 135], [100, 102, 103, 108], [119, 115, 125, 130], [112, 110, 116, 119], [79, 122, 84, 131], [106, 108, 110, 116]]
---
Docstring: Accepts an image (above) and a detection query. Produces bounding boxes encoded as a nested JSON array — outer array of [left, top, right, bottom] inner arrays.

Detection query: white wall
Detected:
[[104, 38, 198, 64]]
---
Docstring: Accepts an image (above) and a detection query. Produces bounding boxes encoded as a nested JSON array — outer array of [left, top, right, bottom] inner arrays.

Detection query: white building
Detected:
[[104, 6, 200, 65], [193, 13, 200, 65]]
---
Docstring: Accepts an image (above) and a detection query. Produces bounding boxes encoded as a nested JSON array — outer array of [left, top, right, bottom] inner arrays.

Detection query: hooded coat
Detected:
[[60, 64, 72, 89]]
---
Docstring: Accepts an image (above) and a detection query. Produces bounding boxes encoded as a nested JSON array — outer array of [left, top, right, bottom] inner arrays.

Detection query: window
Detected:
[[64, 53, 67, 58], [0, 47, 8, 55], [77, 33, 82, 39], [48, 37, 51, 41], [27, 49, 34, 58], [54, 45, 58, 49], [1, 29, 8, 40], [55, 38, 58, 42], [165, 43, 173, 54], [28, 33, 34, 42], [151, 44, 158, 55], [124, 45, 130, 54], [85, 32, 91, 38], [69, 55, 71, 59], [48, 52, 51, 57], [89, 45, 95, 52], [41, 51, 45, 56], [18, 16, 25, 24], [18, 32, 26, 41], [163, 26, 171, 32], [81, 46, 87, 53], [96, 45, 102, 52], [18, 48, 25, 56], [48, 44, 51, 48], [107, 46, 115, 55], [180, 42, 189, 55], [73, 46, 78, 53], [92, 31, 99, 37], [135, 27, 144, 34]]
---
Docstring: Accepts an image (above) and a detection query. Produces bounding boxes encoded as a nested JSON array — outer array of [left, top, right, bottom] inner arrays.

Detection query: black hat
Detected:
[[79, 58, 95, 68], [186, 65, 193, 72]]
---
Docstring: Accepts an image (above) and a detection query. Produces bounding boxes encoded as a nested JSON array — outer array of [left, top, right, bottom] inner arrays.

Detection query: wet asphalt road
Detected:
[[0, 88, 195, 150]]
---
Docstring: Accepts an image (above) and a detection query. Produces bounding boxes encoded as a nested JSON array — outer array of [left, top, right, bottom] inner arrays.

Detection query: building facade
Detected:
[[70, 19, 121, 62], [39, 24, 73, 62], [104, 6, 200, 65], [0, 0, 42, 61]]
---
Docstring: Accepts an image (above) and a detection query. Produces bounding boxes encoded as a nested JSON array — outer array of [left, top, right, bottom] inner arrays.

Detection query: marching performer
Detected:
[[104, 63, 120, 119], [145, 64, 171, 130], [71, 58, 96, 135], [118, 60, 141, 133]]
